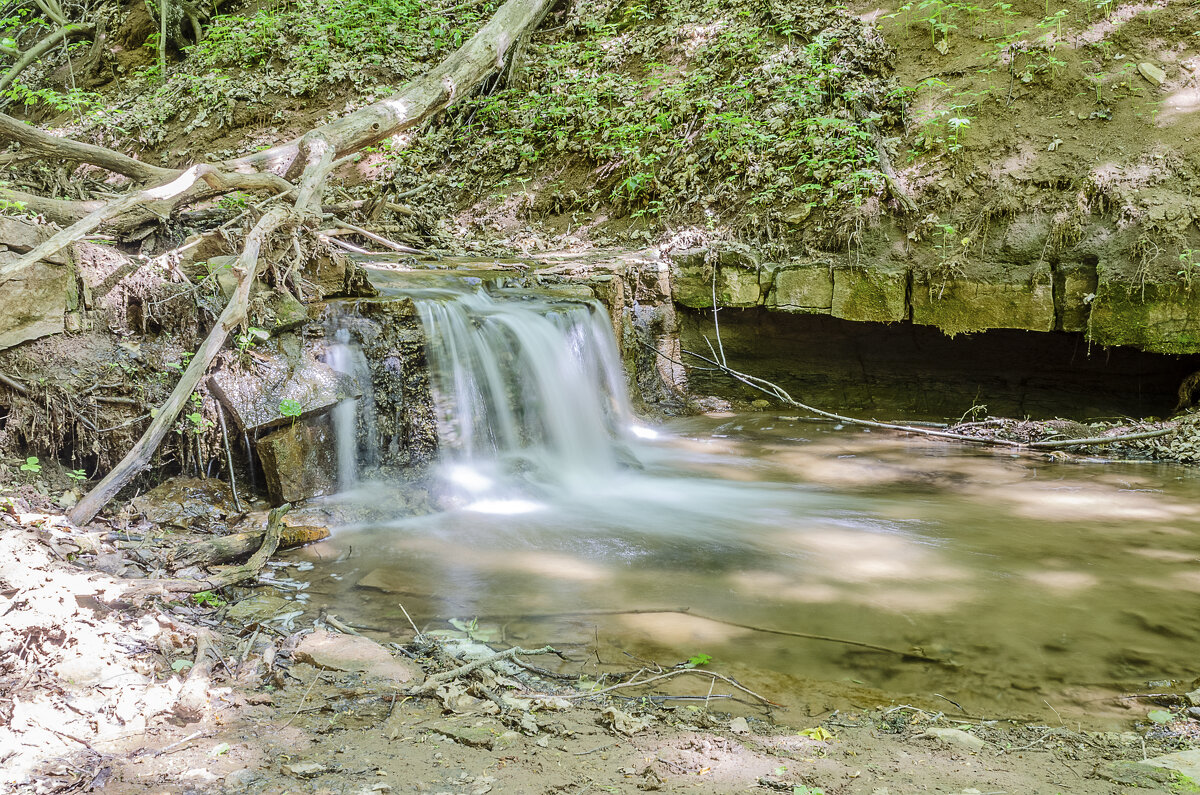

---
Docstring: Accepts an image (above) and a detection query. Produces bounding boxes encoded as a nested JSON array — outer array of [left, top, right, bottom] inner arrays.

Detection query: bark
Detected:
[[68, 207, 289, 526], [120, 505, 290, 597], [0, 188, 104, 226], [0, 24, 94, 94], [0, 111, 176, 182], [169, 523, 329, 567], [223, 0, 553, 178]]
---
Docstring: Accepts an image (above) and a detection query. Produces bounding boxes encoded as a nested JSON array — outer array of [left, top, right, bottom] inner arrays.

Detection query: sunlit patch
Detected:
[[629, 424, 659, 440], [463, 499, 542, 515], [1023, 569, 1099, 594]]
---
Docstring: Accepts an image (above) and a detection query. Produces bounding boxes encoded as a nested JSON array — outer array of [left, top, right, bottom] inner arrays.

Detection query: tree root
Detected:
[[118, 504, 290, 597]]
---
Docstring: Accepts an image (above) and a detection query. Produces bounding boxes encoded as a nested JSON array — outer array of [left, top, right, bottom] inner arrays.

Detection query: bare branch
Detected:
[[0, 110, 177, 182], [0, 23, 94, 94]]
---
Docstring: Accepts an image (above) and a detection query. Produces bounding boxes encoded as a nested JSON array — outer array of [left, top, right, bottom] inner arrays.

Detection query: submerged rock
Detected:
[[293, 629, 418, 684]]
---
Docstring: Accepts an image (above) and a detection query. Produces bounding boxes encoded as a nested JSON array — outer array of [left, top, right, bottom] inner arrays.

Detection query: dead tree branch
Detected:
[[68, 206, 289, 525], [0, 110, 175, 182]]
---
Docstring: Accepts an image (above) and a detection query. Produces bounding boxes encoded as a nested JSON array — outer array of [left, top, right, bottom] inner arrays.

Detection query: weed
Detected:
[[19, 456, 41, 474], [279, 399, 303, 421], [193, 590, 225, 608]]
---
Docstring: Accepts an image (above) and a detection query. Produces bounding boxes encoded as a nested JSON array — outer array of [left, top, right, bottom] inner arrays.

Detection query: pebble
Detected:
[[1138, 62, 1166, 86], [922, 727, 987, 751], [282, 761, 327, 778]]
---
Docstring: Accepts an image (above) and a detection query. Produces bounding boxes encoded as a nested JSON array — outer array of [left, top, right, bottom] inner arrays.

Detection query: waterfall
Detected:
[[413, 289, 638, 505], [327, 326, 379, 490]]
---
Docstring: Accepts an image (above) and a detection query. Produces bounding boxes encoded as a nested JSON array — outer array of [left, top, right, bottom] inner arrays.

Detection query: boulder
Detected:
[[293, 629, 419, 684], [0, 256, 69, 350], [255, 416, 338, 504], [129, 477, 238, 529], [209, 334, 359, 432]]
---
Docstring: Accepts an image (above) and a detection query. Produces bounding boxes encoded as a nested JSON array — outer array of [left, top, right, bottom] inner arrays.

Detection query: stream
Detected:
[[285, 277, 1200, 729]]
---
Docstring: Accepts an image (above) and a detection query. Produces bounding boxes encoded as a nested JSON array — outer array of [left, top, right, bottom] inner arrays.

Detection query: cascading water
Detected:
[[326, 323, 379, 490], [413, 289, 640, 509]]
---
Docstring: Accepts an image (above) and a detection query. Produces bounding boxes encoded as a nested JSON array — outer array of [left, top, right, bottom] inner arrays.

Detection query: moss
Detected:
[[832, 268, 907, 323], [911, 263, 1055, 335], [1088, 282, 1200, 354]]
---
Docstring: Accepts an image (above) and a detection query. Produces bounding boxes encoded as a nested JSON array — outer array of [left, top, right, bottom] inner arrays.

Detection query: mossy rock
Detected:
[[832, 267, 908, 323], [912, 261, 1054, 336], [1088, 281, 1200, 354]]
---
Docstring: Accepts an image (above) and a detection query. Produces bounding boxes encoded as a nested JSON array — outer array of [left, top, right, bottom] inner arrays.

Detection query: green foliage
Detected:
[[279, 398, 303, 420], [235, 326, 269, 355], [193, 590, 225, 608], [19, 456, 41, 473], [683, 653, 712, 668], [66, 469, 87, 482], [442, 0, 896, 232]]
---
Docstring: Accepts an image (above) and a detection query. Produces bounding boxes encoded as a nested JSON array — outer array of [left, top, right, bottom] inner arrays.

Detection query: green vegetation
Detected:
[[19, 456, 41, 474], [406, 0, 899, 241]]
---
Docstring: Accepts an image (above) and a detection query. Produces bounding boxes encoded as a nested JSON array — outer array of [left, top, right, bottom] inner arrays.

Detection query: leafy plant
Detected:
[[279, 399, 303, 421], [235, 326, 269, 355], [66, 469, 87, 482], [19, 456, 41, 473], [682, 653, 712, 668], [193, 590, 225, 608]]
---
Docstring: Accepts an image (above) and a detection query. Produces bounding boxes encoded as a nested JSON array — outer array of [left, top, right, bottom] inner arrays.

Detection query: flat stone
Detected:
[[356, 568, 416, 594], [293, 629, 418, 684], [209, 335, 359, 432], [1142, 749, 1200, 780], [429, 720, 501, 749], [281, 761, 327, 778], [0, 217, 68, 264], [1185, 688, 1200, 707], [1100, 760, 1178, 788], [832, 267, 907, 323], [0, 255, 69, 351], [768, 263, 833, 312], [1138, 62, 1166, 86], [912, 261, 1054, 335], [255, 417, 338, 504], [223, 594, 294, 624], [922, 727, 987, 751]]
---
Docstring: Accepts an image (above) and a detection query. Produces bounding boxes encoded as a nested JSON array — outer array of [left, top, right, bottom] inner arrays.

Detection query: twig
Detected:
[[151, 730, 210, 756], [280, 673, 322, 729], [325, 217, 424, 254], [1028, 427, 1175, 448], [566, 668, 779, 707], [215, 401, 242, 513], [321, 234, 373, 255], [408, 645, 554, 695], [573, 742, 616, 756], [0, 371, 29, 395], [398, 601, 424, 642]]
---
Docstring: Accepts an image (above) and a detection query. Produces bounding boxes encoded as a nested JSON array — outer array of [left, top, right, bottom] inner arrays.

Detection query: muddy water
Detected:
[[287, 413, 1200, 728]]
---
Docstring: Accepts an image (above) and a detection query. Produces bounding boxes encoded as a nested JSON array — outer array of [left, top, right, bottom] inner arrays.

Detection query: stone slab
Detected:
[[210, 335, 359, 432], [768, 263, 833, 313], [1088, 281, 1200, 354], [912, 262, 1054, 335], [0, 216, 68, 264], [717, 265, 763, 307], [832, 267, 908, 323], [1142, 749, 1200, 780], [294, 629, 418, 684], [668, 248, 713, 308], [0, 255, 68, 350]]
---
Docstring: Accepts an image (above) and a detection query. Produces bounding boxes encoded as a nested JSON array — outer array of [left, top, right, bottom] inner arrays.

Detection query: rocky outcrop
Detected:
[[0, 217, 79, 351]]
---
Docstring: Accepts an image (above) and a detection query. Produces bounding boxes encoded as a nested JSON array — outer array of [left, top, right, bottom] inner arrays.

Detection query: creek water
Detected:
[[292, 284, 1200, 728]]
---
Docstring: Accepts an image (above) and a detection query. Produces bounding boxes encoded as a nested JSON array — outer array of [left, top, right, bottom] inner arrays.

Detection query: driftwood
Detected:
[[408, 645, 555, 696], [121, 504, 290, 597], [169, 523, 329, 567]]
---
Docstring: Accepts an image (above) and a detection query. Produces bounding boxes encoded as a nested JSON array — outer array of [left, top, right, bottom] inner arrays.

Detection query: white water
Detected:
[[414, 289, 640, 509], [327, 326, 378, 490]]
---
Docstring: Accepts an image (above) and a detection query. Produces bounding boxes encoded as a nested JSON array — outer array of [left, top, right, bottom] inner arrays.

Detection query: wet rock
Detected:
[[668, 248, 714, 308], [305, 250, 378, 300], [912, 260, 1054, 335], [921, 727, 987, 751], [222, 594, 294, 624], [1138, 62, 1166, 87], [255, 417, 338, 504], [1141, 749, 1200, 780], [832, 266, 907, 323], [210, 333, 359, 432], [430, 720, 501, 749], [356, 568, 417, 594], [1183, 688, 1200, 707], [293, 629, 418, 684], [130, 477, 238, 529]]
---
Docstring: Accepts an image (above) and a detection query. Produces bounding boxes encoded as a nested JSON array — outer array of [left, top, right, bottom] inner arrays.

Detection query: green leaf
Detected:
[[171, 659, 194, 673], [1148, 709, 1173, 724]]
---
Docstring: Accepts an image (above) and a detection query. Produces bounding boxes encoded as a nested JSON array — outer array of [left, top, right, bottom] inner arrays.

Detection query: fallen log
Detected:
[[120, 504, 290, 597], [169, 523, 330, 568], [68, 206, 289, 526]]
